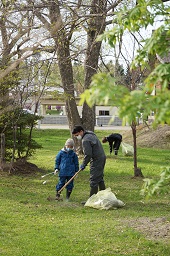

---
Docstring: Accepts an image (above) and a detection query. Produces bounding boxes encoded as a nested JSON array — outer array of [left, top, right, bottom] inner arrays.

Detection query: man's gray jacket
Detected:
[[81, 131, 106, 185]]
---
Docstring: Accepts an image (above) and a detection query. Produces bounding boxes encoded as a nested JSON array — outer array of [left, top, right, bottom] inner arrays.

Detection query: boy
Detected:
[[54, 138, 79, 201]]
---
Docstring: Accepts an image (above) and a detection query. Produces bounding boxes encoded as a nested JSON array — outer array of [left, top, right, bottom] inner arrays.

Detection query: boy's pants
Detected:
[[56, 176, 74, 191]]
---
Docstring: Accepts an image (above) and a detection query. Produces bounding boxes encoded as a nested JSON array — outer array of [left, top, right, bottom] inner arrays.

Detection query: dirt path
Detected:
[[123, 217, 170, 244]]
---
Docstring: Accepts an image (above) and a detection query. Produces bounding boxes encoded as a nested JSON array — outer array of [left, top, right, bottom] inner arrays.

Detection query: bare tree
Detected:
[[22, 0, 124, 132], [1, 0, 125, 156], [0, 2, 47, 169]]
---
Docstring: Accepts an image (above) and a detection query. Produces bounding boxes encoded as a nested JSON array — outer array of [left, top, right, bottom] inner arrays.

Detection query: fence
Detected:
[[41, 115, 122, 126]]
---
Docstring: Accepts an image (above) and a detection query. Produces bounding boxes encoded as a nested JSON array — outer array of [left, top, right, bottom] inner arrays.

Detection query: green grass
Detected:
[[0, 129, 170, 256], [46, 109, 62, 115]]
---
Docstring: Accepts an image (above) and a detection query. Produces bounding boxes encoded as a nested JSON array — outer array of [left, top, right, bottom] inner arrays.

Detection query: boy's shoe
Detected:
[[55, 193, 63, 201], [55, 197, 63, 201], [66, 190, 72, 200]]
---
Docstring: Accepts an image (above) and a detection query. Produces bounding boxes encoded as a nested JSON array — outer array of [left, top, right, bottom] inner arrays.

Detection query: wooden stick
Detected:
[[58, 169, 82, 193]]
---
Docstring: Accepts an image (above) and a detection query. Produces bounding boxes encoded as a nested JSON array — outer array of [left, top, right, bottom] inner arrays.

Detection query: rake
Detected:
[[58, 169, 82, 193]]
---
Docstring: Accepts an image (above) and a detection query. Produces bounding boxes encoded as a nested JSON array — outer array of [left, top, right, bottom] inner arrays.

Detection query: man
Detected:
[[102, 133, 122, 156], [72, 125, 106, 197]]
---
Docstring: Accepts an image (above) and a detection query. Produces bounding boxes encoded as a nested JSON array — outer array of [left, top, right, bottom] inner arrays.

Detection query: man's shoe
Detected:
[[81, 201, 86, 205]]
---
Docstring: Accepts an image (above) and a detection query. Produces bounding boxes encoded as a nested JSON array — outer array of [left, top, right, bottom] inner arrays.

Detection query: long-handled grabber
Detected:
[[58, 169, 82, 194], [42, 170, 58, 184], [41, 171, 55, 178]]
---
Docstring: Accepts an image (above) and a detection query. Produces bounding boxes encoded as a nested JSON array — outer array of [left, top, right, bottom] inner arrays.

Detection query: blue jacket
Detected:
[[55, 148, 79, 177]]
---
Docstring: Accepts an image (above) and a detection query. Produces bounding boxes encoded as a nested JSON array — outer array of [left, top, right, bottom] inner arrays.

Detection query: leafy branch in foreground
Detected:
[[141, 167, 170, 198], [80, 72, 170, 126]]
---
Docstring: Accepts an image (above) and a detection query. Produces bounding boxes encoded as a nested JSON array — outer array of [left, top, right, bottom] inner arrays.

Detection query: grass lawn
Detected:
[[0, 129, 170, 256]]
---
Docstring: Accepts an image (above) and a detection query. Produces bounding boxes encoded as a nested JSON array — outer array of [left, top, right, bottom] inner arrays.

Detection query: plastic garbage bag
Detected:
[[84, 188, 125, 210], [122, 142, 134, 156]]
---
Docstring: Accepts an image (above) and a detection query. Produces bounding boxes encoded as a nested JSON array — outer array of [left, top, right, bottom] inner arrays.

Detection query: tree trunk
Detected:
[[56, 38, 82, 132], [82, 0, 107, 131], [34, 0, 107, 132], [0, 133, 5, 171], [34, 2, 82, 151], [131, 121, 144, 177]]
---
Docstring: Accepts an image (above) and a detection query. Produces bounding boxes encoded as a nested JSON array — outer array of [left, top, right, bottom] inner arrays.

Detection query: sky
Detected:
[[101, 1, 170, 68]]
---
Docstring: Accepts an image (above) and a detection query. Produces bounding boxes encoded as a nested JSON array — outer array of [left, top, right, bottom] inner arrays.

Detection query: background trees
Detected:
[[1, 0, 128, 166], [0, 1, 46, 169], [31, 0, 125, 131], [1, 0, 134, 133], [2, 0, 169, 178]]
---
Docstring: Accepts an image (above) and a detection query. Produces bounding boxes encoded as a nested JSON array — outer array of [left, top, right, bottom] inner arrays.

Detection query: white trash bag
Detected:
[[122, 142, 134, 156], [84, 187, 125, 210]]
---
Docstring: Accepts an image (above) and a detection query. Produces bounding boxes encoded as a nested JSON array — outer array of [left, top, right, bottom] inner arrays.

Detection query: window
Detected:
[[99, 110, 109, 116]]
